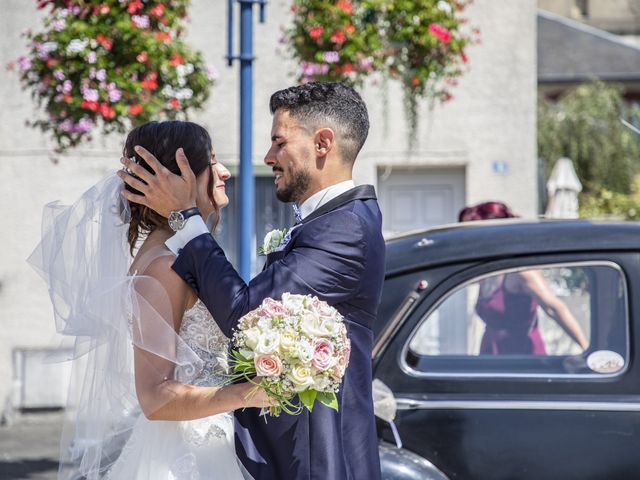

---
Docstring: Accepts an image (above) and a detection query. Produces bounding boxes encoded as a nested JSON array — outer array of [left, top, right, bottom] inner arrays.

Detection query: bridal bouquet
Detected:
[[229, 294, 351, 416]]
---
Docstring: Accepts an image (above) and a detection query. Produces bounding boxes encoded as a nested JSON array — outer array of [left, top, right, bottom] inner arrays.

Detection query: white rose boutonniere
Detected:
[[260, 228, 288, 255]]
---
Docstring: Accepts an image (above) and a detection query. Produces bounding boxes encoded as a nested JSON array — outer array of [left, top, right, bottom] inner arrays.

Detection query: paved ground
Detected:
[[0, 412, 62, 480]]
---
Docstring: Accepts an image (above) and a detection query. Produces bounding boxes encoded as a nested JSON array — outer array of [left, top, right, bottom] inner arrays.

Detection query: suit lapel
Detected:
[[264, 250, 286, 269], [262, 185, 377, 270]]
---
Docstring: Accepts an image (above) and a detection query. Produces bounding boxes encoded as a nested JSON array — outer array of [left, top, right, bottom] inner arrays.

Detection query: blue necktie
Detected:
[[292, 204, 302, 225]]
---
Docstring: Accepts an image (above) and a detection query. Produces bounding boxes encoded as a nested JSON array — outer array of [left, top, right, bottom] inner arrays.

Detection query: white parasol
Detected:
[[545, 157, 583, 218]]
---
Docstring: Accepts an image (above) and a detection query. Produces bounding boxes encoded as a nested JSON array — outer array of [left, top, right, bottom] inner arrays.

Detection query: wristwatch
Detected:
[[168, 207, 200, 232]]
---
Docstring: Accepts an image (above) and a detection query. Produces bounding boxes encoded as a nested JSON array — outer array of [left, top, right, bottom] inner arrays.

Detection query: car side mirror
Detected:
[[373, 378, 403, 448]]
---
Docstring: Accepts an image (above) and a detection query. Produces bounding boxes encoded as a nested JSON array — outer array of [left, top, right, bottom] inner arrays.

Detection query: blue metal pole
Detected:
[[238, 0, 255, 282], [226, 0, 234, 67]]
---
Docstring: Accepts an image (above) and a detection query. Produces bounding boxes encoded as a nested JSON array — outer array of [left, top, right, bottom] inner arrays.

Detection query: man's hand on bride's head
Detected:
[[118, 145, 197, 218]]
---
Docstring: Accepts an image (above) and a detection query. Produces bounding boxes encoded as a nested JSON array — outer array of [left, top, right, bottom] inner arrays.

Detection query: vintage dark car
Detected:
[[374, 220, 639, 480]]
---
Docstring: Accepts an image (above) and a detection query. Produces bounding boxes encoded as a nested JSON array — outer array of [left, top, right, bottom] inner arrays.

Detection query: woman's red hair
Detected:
[[458, 201, 516, 222]]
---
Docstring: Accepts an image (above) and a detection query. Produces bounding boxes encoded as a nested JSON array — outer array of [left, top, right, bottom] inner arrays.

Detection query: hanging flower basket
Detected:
[[285, 0, 388, 86], [384, 0, 478, 141], [285, 0, 480, 146], [10, 0, 217, 152]]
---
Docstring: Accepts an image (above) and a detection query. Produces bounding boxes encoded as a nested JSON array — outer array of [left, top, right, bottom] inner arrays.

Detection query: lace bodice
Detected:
[[175, 300, 229, 387]]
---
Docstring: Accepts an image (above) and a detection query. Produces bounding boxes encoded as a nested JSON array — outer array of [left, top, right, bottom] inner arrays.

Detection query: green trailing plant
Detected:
[[383, 0, 476, 145], [285, 0, 479, 147]]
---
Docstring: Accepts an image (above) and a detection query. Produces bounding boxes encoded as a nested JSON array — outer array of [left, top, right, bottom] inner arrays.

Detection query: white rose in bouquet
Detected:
[[255, 331, 281, 355], [281, 292, 307, 313], [300, 311, 324, 337], [243, 327, 261, 350], [279, 330, 298, 357], [296, 339, 315, 364], [288, 364, 315, 392]]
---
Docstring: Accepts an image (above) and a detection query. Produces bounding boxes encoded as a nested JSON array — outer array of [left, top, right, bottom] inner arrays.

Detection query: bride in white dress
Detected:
[[28, 121, 270, 480]]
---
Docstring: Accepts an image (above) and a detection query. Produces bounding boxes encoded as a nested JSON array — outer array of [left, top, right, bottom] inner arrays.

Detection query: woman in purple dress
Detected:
[[459, 202, 589, 355]]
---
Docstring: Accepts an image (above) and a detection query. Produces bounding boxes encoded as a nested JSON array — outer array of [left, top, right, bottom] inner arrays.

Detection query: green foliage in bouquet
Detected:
[[228, 348, 341, 417], [228, 349, 310, 417], [10, 0, 216, 152], [284, 0, 479, 145]]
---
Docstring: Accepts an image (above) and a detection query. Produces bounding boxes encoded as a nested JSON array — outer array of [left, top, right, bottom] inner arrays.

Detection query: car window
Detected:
[[375, 271, 427, 339], [405, 263, 627, 376]]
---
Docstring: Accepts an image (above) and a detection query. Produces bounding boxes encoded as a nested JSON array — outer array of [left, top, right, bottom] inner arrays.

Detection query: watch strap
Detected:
[[179, 207, 201, 220]]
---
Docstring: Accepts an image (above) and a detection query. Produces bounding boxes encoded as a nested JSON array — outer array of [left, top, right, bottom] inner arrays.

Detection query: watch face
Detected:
[[168, 211, 185, 231]]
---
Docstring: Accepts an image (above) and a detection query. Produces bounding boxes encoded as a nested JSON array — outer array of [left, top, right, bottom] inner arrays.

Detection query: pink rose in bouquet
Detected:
[[311, 338, 335, 371], [254, 354, 283, 377]]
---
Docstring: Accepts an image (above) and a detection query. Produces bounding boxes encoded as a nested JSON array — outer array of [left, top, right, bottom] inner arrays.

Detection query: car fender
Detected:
[[379, 442, 449, 480]]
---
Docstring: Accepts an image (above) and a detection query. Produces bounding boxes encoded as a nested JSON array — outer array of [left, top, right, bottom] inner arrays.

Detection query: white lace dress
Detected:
[[105, 301, 250, 480]]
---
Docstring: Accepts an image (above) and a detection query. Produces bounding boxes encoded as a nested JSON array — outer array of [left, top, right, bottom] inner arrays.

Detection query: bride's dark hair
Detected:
[[123, 120, 217, 254]]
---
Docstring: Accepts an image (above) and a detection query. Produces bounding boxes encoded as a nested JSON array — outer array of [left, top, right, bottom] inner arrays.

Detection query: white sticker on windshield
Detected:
[[586, 350, 624, 374]]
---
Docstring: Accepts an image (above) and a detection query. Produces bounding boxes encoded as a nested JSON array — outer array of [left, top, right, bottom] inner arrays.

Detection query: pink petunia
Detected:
[[17, 56, 32, 72], [323, 51, 340, 63], [82, 88, 99, 102], [51, 19, 65, 32], [59, 119, 74, 133], [207, 65, 219, 81], [428, 23, 451, 43], [107, 87, 122, 102], [75, 117, 94, 133], [301, 62, 329, 77], [61, 80, 72, 94], [131, 15, 150, 29]]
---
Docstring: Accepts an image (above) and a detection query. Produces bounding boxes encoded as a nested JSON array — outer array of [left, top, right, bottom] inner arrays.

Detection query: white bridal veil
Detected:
[[28, 172, 206, 479]]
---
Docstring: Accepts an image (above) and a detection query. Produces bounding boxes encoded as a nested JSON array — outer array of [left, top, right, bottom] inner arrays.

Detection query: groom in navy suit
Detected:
[[120, 82, 385, 480]]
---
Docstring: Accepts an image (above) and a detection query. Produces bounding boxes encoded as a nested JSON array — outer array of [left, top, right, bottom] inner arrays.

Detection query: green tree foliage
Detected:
[[538, 81, 640, 194], [578, 183, 640, 220]]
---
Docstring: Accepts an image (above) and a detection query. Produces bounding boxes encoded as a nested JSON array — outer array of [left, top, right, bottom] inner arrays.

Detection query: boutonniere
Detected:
[[259, 228, 288, 255]]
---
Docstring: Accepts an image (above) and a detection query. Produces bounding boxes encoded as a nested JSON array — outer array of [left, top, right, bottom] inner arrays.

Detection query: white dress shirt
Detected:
[[165, 180, 356, 254]]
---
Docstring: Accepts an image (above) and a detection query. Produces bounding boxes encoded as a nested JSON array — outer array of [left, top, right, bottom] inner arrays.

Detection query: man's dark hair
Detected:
[[269, 82, 369, 164]]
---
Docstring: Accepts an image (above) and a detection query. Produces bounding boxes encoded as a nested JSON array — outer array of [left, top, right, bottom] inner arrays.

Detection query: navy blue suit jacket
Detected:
[[172, 185, 385, 480]]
